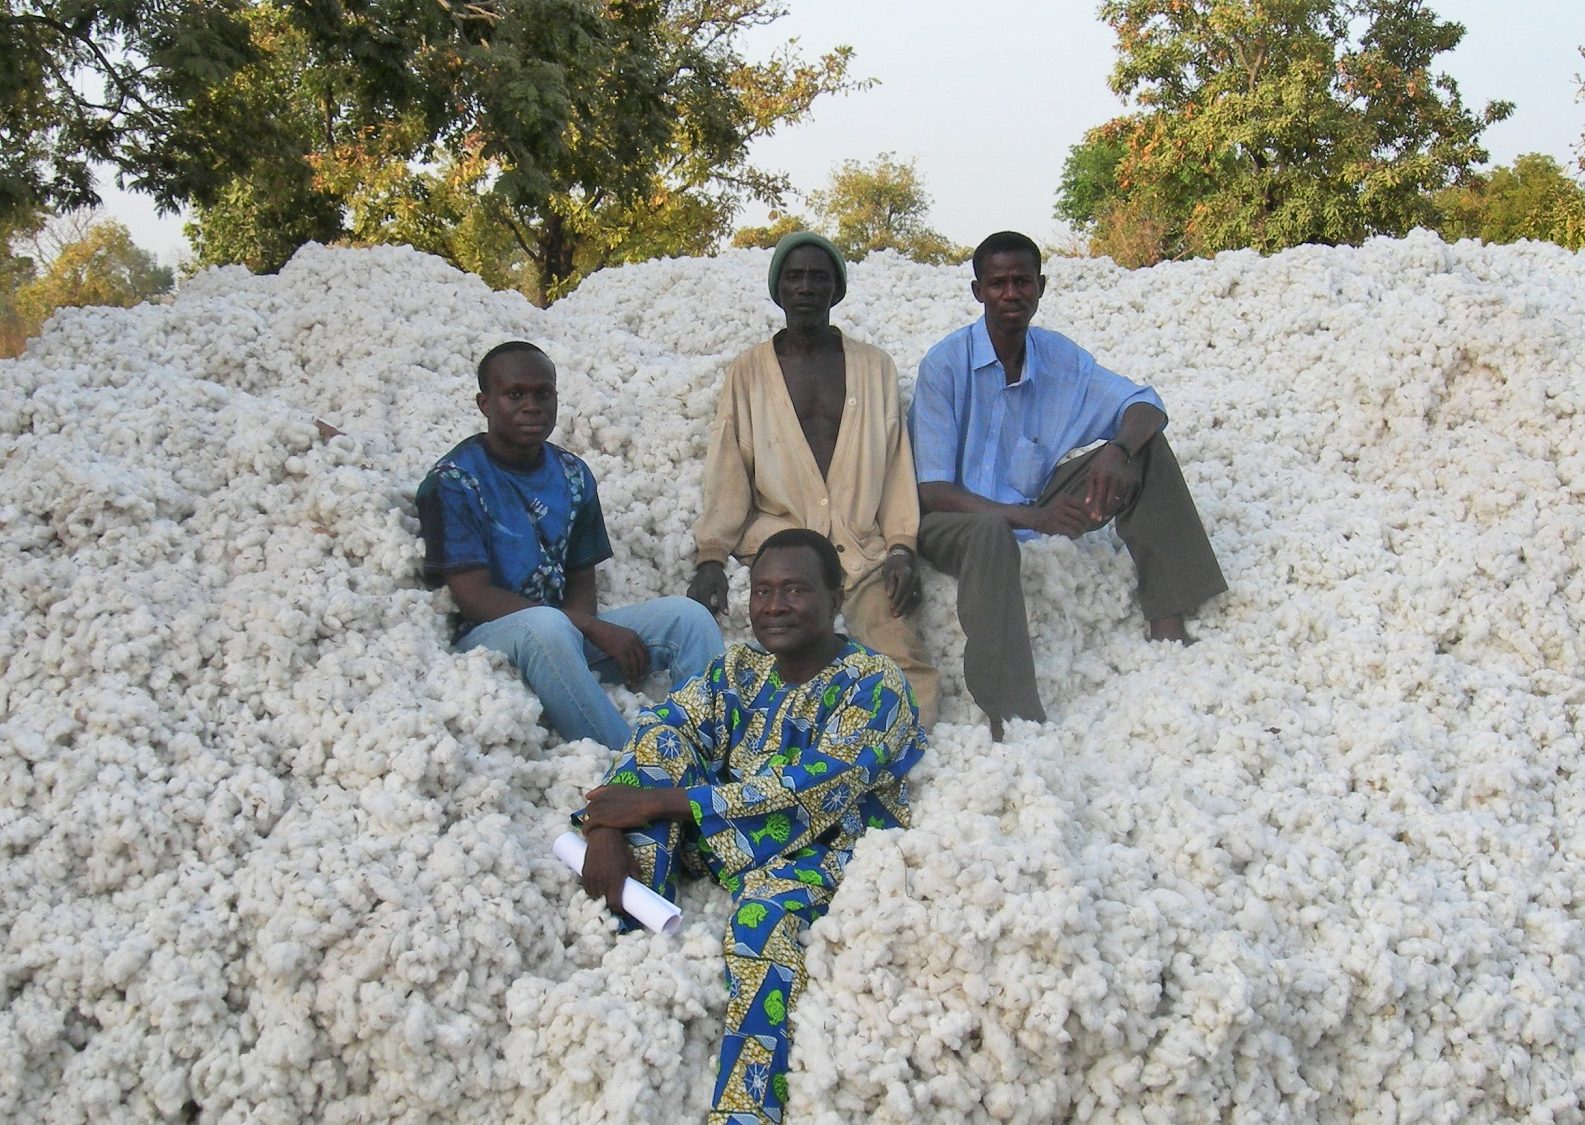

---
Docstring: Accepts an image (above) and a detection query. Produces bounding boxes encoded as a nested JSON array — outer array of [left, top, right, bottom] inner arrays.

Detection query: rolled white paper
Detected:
[[553, 831, 683, 935]]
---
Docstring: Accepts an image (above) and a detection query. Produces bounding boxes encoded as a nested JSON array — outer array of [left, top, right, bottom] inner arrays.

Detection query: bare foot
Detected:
[[1148, 615, 1197, 645]]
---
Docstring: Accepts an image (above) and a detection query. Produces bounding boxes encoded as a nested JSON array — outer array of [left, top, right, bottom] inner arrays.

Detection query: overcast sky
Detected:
[[105, 1, 1584, 264]]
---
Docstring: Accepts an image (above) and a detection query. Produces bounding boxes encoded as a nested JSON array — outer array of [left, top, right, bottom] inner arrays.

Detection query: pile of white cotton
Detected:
[[2, 232, 1583, 1121]]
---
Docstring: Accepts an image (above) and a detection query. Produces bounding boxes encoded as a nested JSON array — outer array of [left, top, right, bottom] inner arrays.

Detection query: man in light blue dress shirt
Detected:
[[908, 231, 1226, 737]]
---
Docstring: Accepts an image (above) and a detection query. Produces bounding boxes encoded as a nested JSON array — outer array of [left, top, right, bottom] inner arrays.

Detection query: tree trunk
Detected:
[[537, 212, 578, 305]]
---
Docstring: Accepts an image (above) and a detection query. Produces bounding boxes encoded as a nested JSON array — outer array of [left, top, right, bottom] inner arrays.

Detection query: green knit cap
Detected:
[[767, 231, 846, 307]]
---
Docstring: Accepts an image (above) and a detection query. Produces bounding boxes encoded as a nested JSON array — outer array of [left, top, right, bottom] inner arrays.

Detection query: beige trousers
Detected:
[[842, 565, 939, 729]]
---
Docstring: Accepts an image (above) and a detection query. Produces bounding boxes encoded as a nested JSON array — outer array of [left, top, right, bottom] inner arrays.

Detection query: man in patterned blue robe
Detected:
[[576, 528, 926, 1124]]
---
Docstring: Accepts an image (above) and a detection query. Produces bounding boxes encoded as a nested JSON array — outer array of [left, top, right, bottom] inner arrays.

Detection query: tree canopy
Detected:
[[730, 155, 966, 265], [1059, 0, 1512, 266], [730, 210, 812, 250], [2, 211, 171, 355], [4, 1, 862, 302], [1434, 153, 1585, 251], [807, 154, 965, 265], [1, 2, 265, 218]]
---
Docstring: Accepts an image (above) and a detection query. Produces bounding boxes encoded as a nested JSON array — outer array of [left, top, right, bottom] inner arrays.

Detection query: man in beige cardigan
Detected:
[[687, 232, 939, 727]]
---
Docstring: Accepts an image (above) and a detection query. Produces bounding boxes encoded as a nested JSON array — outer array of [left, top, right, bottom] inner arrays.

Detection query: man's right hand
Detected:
[[581, 826, 636, 914], [686, 561, 729, 615]]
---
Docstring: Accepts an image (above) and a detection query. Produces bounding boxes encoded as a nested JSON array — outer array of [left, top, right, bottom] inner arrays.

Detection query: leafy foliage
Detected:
[[1434, 154, 1585, 251], [1061, 0, 1512, 266], [1055, 140, 1124, 227], [0, 208, 44, 355], [730, 209, 811, 250], [729, 155, 966, 265], [3, 212, 170, 355], [1577, 46, 1585, 179], [808, 153, 966, 265], [180, 1, 618, 279], [184, 1, 858, 298], [8, 2, 858, 300], [510, 0, 864, 300], [1, 2, 264, 220]]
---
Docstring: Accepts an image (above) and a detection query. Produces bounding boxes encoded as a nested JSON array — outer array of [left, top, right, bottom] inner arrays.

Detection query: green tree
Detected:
[[182, 1, 619, 279], [1054, 139, 1124, 228], [0, 2, 265, 223], [179, 4, 349, 272], [1, 205, 46, 355], [513, 0, 864, 299], [179, 1, 861, 299], [1065, 0, 1512, 265], [731, 210, 812, 249], [1434, 153, 1585, 250], [10, 216, 171, 337], [808, 153, 966, 264]]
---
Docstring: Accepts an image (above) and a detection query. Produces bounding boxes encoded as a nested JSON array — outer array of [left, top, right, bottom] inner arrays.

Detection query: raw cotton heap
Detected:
[[2, 233, 1583, 1122]]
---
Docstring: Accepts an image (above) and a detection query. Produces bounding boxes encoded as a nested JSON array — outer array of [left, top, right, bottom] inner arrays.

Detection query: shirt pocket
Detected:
[[1008, 435, 1049, 501]]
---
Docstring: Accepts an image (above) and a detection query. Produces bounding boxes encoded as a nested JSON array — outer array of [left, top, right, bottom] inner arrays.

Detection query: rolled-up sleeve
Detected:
[[1072, 349, 1168, 446]]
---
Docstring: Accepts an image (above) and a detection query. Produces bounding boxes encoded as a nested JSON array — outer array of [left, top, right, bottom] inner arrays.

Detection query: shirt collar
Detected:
[[970, 316, 1032, 387], [969, 317, 1000, 373]]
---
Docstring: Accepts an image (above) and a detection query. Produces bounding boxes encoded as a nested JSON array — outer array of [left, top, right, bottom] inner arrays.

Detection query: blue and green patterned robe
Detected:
[[577, 639, 925, 1124]]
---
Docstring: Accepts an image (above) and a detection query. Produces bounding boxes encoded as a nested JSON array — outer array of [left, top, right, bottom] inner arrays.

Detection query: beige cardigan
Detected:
[[694, 332, 920, 587]]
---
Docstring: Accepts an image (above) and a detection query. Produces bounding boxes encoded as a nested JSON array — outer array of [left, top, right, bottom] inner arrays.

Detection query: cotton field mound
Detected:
[[3, 233, 1583, 1123]]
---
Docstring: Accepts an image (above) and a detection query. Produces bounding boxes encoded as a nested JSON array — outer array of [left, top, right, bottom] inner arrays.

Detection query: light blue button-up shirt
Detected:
[[908, 318, 1166, 539]]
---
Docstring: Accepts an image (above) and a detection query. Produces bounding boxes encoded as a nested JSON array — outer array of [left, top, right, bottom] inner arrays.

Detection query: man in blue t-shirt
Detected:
[[417, 341, 722, 751], [909, 231, 1226, 738]]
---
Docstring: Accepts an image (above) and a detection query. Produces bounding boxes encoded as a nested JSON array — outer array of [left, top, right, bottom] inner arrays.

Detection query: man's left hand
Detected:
[[581, 619, 651, 685], [1081, 443, 1142, 525], [582, 784, 688, 830], [882, 548, 921, 617]]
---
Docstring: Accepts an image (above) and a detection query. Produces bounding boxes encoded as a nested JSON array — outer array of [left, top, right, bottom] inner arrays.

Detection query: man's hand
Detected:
[[1081, 443, 1142, 525], [686, 561, 729, 615], [1027, 494, 1092, 539], [582, 784, 689, 830], [581, 619, 651, 684], [581, 826, 637, 913], [882, 549, 921, 617]]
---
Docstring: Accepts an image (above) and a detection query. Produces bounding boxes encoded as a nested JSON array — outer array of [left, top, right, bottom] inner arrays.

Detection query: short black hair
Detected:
[[972, 231, 1042, 279], [751, 529, 843, 592], [476, 340, 549, 392]]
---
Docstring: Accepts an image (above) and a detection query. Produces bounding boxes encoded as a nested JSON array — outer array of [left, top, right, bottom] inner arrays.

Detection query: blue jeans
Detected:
[[457, 596, 722, 751]]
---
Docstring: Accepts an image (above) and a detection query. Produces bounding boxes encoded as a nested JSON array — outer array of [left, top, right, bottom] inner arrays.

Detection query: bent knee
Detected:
[[497, 605, 585, 653], [961, 511, 1021, 557], [659, 594, 724, 643], [656, 594, 716, 624]]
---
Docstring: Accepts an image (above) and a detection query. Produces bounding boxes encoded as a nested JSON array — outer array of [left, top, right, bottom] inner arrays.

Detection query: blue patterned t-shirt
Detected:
[[417, 434, 613, 636]]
